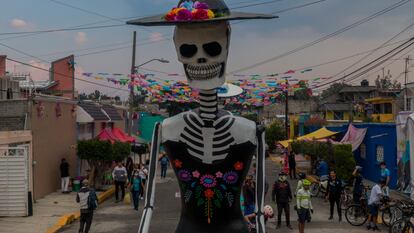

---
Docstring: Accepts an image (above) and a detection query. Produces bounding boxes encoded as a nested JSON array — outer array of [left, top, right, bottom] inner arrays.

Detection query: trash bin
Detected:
[[73, 180, 81, 192]]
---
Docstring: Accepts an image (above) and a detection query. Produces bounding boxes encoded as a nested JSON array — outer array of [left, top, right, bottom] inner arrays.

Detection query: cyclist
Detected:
[[296, 179, 313, 233], [244, 205, 274, 232], [296, 172, 306, 195], [367, 178, 386, 231]]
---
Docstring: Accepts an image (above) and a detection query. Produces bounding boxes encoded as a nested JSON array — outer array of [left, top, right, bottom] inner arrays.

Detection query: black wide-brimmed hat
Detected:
[[127, 0, 277, 26]]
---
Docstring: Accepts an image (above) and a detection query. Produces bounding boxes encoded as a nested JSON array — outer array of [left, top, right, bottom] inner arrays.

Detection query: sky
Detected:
[[1, 0, 414, 99]]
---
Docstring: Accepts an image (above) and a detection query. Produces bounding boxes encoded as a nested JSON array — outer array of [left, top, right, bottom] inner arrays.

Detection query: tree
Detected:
[[242, 113, 258, 122], [265, 120, 286, 151], [321, 83, 350, 100], [94, 90, 101, 100], [77, 139, 131, 189]]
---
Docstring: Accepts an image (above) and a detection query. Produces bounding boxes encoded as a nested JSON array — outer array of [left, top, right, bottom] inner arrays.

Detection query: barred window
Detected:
[[376, 145, 384, 163]]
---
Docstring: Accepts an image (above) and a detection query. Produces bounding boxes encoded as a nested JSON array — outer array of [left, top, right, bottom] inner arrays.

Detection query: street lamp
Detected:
[[128, 58, 170, 136]]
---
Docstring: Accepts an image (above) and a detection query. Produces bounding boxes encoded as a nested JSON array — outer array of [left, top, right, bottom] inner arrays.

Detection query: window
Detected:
[[383, 103, 392, 114], [360, 144, 366, 159], [376, 145, 384, 163], [333, 111, 344, 120], [407, 98, 412, 111], [373, 104, 381, 114]]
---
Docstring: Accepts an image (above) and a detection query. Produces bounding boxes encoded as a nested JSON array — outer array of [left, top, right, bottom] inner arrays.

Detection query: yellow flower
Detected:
[[172, 7, 186, 15], [207, 9, 215, 19]]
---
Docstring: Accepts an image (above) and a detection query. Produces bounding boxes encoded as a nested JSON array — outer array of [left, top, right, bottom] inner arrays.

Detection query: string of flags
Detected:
[[80, 68, 332, 106]]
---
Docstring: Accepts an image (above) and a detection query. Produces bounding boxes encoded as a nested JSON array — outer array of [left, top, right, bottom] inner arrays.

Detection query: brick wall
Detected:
[[0, 55, 6, 76]]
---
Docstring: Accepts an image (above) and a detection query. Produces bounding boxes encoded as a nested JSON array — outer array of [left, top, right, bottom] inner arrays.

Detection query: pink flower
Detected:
[[200, 174, 217, 188], [194, 1, 209, 9], [192, 170, 200, 178], [175, 8, 192, 21], [215, 171, 223, 178]]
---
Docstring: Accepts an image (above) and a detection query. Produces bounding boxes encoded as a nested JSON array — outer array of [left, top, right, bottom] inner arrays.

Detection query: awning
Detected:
[[97, 127, 135, 143], [278, 127, 339, 148], [340, 124, 367, 152]]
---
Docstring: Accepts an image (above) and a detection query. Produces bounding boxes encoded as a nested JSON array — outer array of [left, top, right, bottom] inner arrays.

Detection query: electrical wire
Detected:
[[228, 0, 412, 74]]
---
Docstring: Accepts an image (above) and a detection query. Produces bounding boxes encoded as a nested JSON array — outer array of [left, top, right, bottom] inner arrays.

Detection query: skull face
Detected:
[[174, 21, 231, 90]]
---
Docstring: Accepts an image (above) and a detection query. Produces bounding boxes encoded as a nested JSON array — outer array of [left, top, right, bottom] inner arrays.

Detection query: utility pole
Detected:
[[285, 78, 289, 139], [404, 56, 410, 111], [128, 31, 137, 136]]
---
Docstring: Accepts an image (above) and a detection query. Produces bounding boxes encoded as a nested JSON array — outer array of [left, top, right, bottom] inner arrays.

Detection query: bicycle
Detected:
[[380, 197, 403, 227], [389, 200, 414, 233], [340, 185, 353, 211], [309, 175, 328, 198], [345, 196, 369, 226]]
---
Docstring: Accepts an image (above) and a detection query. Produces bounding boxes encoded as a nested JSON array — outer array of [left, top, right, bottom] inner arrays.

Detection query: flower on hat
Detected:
[[194, 1, 209, 9], [192, 9, 209, 20], [180, 1, 194, 11], [175, 8, 193, 21], [207, 9, 215, 19]]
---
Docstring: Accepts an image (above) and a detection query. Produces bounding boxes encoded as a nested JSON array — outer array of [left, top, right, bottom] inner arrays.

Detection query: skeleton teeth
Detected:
[[186, 63, 223, 80]]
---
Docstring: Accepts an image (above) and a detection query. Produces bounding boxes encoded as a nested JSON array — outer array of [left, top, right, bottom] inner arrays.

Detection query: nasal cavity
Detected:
[[197, 58, 207, 63]]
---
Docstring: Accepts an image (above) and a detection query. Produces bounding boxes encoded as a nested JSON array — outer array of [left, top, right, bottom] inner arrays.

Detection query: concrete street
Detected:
[[60, 157, 383, 233]]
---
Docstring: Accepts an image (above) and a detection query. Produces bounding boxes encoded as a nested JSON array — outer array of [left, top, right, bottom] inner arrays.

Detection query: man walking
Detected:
[[60, 158, 70, 193], [76, 179, 98, 233], [112, 161, 128, 203], [272, 172, 293, 229], [158, 153, 169, 179], [296, 179, 313, 233], [326, 170, 342, 221]]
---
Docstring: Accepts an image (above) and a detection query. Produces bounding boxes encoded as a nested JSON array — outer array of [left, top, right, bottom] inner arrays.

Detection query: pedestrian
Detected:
[[317, 159, 329, 178], [296, 172, 307, 196], [296, 179, 313, 233], [367, 178, 386, 231], [112, 161, 128, 203], [272, 172, 293, 229], [158, 153, 169, 179], [126, 157, 134, 182], [129, 173, 144, 210], [326, 170, 342, 221], [60, 158, 70, 193], [139, 164, 148, 199], [288, 151, 297, 179], [380, 162, 390, 196], [242, 175, 256, 215], [76, 179, 98, 233], [352, 166, 364, 204]]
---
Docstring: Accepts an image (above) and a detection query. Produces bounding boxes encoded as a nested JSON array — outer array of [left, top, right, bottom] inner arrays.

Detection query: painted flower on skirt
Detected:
[[200, 174, 217, 188], [207, 9, 215, 19], [215, 171, 223, 178], [223, 171, 239, 184], [178, 170, 192, 182], [191, 9, 209, 20], [173, 159, 183, 169], [175, 8, 192, 21], [204, 189, 215, 199], [192, 170, 201, 178], [234, 162, 244, 171]]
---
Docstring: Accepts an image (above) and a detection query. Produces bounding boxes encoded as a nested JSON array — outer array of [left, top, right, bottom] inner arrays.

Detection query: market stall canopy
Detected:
[[278, 127, 339, 148], [97, 127, 135, 143], [340, 124, 367, 152]]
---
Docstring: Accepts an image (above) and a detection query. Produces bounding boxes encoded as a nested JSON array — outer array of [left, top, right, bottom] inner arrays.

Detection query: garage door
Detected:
[[0, 147, 28, 217]]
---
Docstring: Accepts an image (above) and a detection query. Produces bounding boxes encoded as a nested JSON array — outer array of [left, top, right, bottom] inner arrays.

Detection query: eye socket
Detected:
[[180, 44, 198, 58], [203, 42, 222, 57]]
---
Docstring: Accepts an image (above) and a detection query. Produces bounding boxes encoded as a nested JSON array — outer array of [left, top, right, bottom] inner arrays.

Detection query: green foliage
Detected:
[[265, 120, 286, 150], [291, 140, 333, 161], [77, 139, 131, 162], [334, 145, 355, 181], [242, 113, 258, 122]]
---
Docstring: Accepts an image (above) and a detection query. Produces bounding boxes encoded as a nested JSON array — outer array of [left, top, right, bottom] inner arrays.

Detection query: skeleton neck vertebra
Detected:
[[199, 89, 218, 120]]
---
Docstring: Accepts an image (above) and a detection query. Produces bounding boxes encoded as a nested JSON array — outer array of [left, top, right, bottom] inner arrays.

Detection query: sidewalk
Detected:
[[0, 192, 80, 233]]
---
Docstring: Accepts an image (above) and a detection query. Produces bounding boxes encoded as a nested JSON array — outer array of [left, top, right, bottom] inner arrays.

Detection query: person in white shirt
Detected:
[[296, 179, 313, 233], [112, 161, 128, 202], [367, 178, 386, 231]]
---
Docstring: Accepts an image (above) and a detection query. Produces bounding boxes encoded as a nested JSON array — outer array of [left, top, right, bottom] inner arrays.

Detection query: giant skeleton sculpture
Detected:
[[127, 1, 276, 232]]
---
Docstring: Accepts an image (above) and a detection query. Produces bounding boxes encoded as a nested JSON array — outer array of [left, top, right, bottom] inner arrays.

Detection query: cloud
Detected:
[[75, 32, 88, 45], [149, 32, 164, 42], [27, 61, 50, 81], [10, 19, 29, 29]]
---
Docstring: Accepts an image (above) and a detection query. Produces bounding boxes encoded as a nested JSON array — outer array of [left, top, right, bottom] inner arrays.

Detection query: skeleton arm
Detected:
[[255, 125, 266, 233], [138, 122, 162, 233]]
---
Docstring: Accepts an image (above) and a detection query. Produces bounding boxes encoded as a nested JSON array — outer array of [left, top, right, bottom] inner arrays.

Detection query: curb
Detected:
[[45, 186, 115, 233]]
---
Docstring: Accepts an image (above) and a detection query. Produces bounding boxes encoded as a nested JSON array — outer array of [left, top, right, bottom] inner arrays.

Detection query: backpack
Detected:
[[87, 190, 98, 211], [160, 157, 168, 166]]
